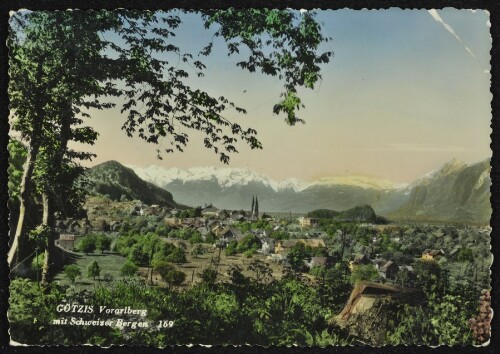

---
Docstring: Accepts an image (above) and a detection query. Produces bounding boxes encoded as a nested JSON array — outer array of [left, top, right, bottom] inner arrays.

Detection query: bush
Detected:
[[225, 240, 238, 256], [204, 232, 217, 244], [189, 232, 203, 244], [191, 244, 205, 258], [200, 267, 218, 284], [63, 264, 81, 285], [154, 261, 186, 287], [128, 244, 149, 265], [350, 264, 379, 284], [243, 249, 255, 258], [78, 235, 96, 254], [31, 253, 44, 273], [309, 265, 326, 277], [121, 260, 139, 277], [165, 247, 187, 263], [236, 235, 260, 253]]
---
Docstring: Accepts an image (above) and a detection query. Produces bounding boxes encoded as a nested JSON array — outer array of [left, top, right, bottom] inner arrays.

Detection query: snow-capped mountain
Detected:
[[127, 165, 397, 193], [128, 165, 312, 192], [123, 159, 490, 223]]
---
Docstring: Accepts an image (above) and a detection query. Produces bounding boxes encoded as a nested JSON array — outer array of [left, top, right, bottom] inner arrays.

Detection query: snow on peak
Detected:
[[127, 165, 311, 192], [315, 175, 397, 190]]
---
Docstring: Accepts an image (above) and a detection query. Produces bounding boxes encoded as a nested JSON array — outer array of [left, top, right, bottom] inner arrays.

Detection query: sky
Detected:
[[70, 9, 491, 183]]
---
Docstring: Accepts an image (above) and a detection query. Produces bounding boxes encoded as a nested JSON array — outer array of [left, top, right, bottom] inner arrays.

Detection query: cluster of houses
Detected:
[[348, 248, 451, 284]]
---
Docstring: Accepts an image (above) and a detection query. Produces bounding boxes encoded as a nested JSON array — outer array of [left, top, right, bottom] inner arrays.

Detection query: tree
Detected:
[[96, 235, 112, 254], [414, 260, 449, 297], [154, 261, 186, 287], [236, 234, 261, 253], [287, 242, 310, 272], [457, 248, 474, 263], [165, 247, 187, 263], [225, 240, 238, 256], [87, 261, 101, 281], [121, 260, 139, 277], [129, 244, 149, 265], [64, 264, 82, 285], [350, 264, 379, 284], [247, 259, 273, 283], [191, 244, 205, 258], [78, 236, 96, 254], [200, 267, 218, 285], [8, 9, 333, 280]]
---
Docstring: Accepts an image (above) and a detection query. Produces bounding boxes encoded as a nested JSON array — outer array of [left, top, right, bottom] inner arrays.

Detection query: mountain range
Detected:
[[125, 158, 491, 224]]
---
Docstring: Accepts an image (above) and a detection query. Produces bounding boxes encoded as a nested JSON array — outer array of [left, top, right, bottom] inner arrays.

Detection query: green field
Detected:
[[53, 251, 132, 289]]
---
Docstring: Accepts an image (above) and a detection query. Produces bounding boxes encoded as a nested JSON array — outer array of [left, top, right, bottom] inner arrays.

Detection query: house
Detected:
[[274, 238, 326, 254], [165, 217, 182, 227], [214, 226, 235, 239], [56, 234, 76, 250], [421, 249, 445, 261], [297, 217, 319, 228], [201, 206, 219, 217]]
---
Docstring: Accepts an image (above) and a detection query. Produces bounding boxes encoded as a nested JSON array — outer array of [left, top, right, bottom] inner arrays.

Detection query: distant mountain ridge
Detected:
[[86, 161, 178, 207], [119, 158, 490, 224], [388, 159, 491, 224]]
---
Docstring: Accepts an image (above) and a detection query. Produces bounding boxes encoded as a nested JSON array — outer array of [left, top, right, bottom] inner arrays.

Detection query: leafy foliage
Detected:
[[349, 264, 379, 284], [63, 264, 82, 284], [87, 261, 101, 280], [120, 260, 139, 277], [154, 261, 186, 287]]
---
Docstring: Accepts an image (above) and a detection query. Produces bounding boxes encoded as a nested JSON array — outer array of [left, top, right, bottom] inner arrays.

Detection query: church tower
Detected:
[[254, 196, 259, 218]]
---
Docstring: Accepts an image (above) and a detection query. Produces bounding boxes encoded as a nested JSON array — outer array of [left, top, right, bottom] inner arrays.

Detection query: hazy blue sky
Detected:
[[75, 9, 491, 183]]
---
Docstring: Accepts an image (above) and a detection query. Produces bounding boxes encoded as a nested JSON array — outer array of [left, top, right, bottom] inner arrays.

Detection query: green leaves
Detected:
[[273, 91, 305, 125], [202, 8, 333, 127]]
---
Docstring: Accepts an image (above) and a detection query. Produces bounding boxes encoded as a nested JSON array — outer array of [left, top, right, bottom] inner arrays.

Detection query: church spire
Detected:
[[254, 196, 259, 218]]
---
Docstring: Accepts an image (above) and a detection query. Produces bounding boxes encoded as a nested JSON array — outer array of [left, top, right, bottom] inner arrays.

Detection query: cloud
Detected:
[[427, 9, 479, 62]]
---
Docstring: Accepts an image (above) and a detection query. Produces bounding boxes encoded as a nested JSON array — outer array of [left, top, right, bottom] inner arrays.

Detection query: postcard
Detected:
[[6, 8, 492, 346]]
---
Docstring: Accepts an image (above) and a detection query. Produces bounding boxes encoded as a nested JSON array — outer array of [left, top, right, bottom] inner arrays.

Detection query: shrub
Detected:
[[225, 240, 238, 256], [154, 261, 186, 287], [191, 244, 205, 258], [63, 264, 81, 285], [165, 247, 187, 263], [78, 235, 96, 254], [128, 244, 149, 265], [121, 260, 139, 277], [31, 253, 44, 273], [243, 249, 255, 258], [236, 235, 260, 253], [200, 267, 218, 284], [350, 264, 379, 284]]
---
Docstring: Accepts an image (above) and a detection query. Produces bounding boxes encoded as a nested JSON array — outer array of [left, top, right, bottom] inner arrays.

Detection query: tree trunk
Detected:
[[41, 192, 56, 288], [7, 142, 41, 268], [8, 57, 47, 269]]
